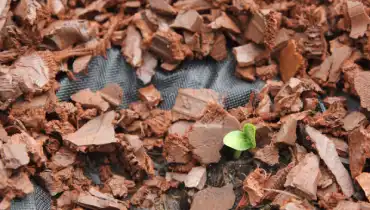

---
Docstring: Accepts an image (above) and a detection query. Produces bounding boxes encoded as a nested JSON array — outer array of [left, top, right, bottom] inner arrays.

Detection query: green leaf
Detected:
[[223, 131, 254, 151], [243, 123, 256, 148]]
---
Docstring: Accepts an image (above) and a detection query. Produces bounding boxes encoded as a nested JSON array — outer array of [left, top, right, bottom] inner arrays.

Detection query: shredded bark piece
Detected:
[[163, 134, 191, 164], [235, 66, 256, 82], [279, 40, 305, 82], [255, 87, 272, 116], [264, 163, 295, 201], [309, 45, 352, 87], [280, 198, 316, 210], [334, 200, 361, 210], [9, 92, 55, 130], [45, 120, 76, 136], [256, 64, 278, 81], [303, 26, 327, 61], [98, 83, 123, 107], [50, 146, 76, 170], [273, 117, 297, 146], [254, 123, 273, 148], [41, 20, 92, 50], [122, 25, 142, 68], [136, 52, 158, 85], [233, 43, 264, 67], [143, 138, 163, 150], [138, 84, 161, 108], [274, 78, 322, 115], [13, 0, 44, 26], [9, 131, 47, 166], [284, 153, 320, 200], [150, 30, 190, 63], [305, 101, 347, 136], [188, 103, 240, 164], [318, 166, 333, 189], [210, 33, 227, 61], [166, 172, 187, 183], [263, 11, 280, 50], [132, 12, 153, 44], [107, 174, 135, 198], [356, 173, 370, 201], [168, 121, 193, 136], [56, 190, 79, 209], [305, 126, 354, 197], [173, 0, 212, 11], [143, 176, 174, 192], [200, 25, 215, 57], [117, 109, 140, 129], [0, 142, 29, 169], [64, 111, 116, 147], [38, 171, 66, 196], [144, 109, 172, 137], [76, 187, 128, 210], [184, 166, 206, 190], [347, 0, 370, 39], [130, 185, 161, 208], [317, 182, 346, 209], [303, 98, 319, 111], [171, 88, 219, 121], [253, 144, 280, 166], [149, 0, 177, 16], [118, 134, 155, 180], [348, 126, 370, 178], [354, 71, 370, 111], [361, 201, 370, 210], [9, 172, 34, 197], [210, 12, 241, 34], [343, 61, 364, 96], [171, 10, 203, 33], [342, 111, 366, 131], [323, 96, 347, 107], [244, 11, 266, 44], [70, 88, 109, 112], [168, 159, 197, 173], [98, 165, 112, 183], [190, 184, 235, 210], [73, 55, 92, 74], [0, 0, 10, 32], [243, 168, 270, 206], [71, 167, 92, 191]]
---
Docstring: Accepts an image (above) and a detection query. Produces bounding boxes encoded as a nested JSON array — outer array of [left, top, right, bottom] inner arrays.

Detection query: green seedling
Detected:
[[223, 123, 256, 159]]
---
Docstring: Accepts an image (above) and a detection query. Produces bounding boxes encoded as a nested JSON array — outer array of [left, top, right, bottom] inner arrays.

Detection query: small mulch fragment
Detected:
[[190, 184, 235, 210], [188, 103, 240, 164], [138, 84, 161, 108], [305, 126, 354, 197], [284, 153, 320, 200], [243, 168, 270, 206], [64, 111, 116, 147], [171, 88, 219, 121], [71, 89, 109, 112], [184, 166, 206, 190]]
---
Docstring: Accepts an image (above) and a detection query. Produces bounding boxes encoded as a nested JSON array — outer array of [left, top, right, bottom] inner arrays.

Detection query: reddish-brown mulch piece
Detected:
[[190, 184, 235, 210], [305, 126, 354, 197], [243, 168, 270, 206], [171, 88, 219, 121], [348, 126, 370, 178], [284, 153, 321, 200], [138, 84, 161, 109], [188, 103, 240, 164]]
